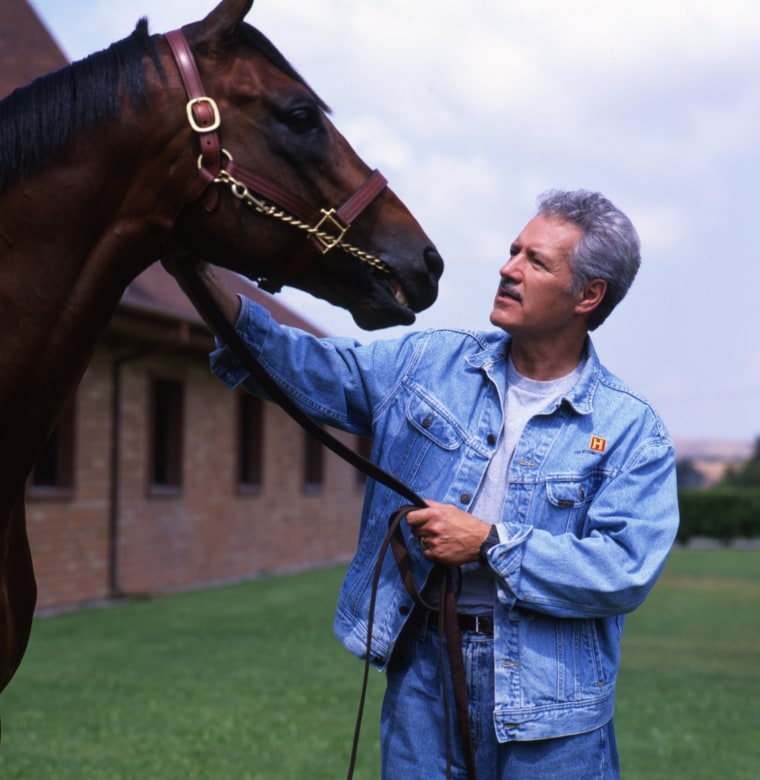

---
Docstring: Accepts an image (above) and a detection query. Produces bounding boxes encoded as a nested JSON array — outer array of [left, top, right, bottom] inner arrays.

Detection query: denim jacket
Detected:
[[211, 296, 679, 742]]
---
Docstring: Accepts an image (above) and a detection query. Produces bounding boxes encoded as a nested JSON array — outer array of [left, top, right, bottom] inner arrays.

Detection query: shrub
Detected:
[[677, 488, 760, 543]]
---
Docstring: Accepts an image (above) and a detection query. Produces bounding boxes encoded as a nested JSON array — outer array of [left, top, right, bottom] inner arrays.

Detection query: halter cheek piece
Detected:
[[164, 29, 391, 293]]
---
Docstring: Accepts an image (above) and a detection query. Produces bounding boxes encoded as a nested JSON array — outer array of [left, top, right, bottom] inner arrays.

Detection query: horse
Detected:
[[0, 0, 443, 694]]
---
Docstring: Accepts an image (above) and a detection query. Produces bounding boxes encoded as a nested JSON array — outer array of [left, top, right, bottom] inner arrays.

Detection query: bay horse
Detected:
[[0, 0, 442, 694]]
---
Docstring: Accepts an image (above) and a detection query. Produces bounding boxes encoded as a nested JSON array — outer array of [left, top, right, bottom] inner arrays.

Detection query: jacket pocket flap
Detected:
[[406, 393, 461, 450]]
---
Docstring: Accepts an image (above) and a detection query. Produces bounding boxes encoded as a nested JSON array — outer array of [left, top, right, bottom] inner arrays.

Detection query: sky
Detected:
[[29, 0, 760, 444]]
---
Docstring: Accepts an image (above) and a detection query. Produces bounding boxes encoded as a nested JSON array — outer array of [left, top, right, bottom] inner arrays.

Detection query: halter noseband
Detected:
[[164, 29, 391, 293]]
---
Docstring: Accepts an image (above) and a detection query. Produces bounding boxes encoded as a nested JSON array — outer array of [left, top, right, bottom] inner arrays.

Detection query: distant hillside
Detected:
[[674, 438, 754, 461], [674, 438, 754, 487]]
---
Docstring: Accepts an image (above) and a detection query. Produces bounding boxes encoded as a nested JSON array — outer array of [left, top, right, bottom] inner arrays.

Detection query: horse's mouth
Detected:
[[350, 273, 415, 330], [388, 276, 410, 309]]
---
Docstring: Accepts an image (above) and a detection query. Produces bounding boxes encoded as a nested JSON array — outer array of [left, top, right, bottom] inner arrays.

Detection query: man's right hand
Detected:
[[160, 253, 242, 334]]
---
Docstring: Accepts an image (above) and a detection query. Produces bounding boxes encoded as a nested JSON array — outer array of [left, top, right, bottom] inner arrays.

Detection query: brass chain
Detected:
[[214, 169, 391, 275]]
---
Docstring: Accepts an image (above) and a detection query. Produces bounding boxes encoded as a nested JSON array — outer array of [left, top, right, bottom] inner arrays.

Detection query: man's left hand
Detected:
[[406, 500, 492, 566]]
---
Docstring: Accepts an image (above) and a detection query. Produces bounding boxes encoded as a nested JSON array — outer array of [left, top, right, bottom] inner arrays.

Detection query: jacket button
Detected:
[[399, 604, 410, 616], [487, 434, 496, 446], [460, 492, 471, 504], [422, 414, 433, 429]]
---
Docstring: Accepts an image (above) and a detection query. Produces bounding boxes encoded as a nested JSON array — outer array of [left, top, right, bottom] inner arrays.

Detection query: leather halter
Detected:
[[164, 29, 389, 293]]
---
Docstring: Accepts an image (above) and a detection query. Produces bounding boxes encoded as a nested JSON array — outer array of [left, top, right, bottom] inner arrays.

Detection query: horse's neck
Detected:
[[0, 167, 160, 327], [0, 154, 173, 481]]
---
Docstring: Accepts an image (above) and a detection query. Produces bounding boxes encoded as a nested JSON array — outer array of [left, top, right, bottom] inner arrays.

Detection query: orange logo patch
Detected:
[[589, 436, 607, 453]]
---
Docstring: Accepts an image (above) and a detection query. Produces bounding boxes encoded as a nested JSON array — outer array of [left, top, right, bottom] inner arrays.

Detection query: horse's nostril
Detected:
[[424, 247, 444, 279]]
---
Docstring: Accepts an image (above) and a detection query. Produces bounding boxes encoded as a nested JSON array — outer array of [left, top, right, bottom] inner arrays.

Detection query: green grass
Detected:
[[615, 549, 760, 780], [0, 550, 758, 779], [0, 567, 384, 779]]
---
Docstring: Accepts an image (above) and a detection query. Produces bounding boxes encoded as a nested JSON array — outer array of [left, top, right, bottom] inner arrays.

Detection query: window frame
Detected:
[[148, 376, 184, 496], [237, 392, 264, 494], [28, 398, 76, 500]]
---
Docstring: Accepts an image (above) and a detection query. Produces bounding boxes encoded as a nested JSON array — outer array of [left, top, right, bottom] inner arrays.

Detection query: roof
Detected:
[[122, 264, 326, 337], [0, 0, 67, 99]]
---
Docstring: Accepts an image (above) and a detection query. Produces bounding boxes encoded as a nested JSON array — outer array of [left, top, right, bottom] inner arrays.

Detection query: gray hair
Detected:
[[536, 189, 641, 330]]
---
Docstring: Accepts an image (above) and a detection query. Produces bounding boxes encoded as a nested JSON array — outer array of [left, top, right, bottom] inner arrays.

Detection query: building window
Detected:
[[238, 393, 263, 491], [303, 428, 325, 491], [150, 378, 183, 492], [355, 436, 373, 486], [29, 400, 76, 498]]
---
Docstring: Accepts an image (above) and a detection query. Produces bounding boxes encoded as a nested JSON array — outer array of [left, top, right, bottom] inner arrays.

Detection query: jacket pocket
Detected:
[[406, 392, 463, 449], [542, 474, 602, 534], [384, 390, 463, 492]]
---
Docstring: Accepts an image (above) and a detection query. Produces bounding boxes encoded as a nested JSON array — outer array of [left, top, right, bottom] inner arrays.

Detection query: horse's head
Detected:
[[165, 0, 442, 330]]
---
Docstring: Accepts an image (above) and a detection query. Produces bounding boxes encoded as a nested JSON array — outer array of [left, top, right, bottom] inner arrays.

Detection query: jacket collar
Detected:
[[466, 332, 602, 416]]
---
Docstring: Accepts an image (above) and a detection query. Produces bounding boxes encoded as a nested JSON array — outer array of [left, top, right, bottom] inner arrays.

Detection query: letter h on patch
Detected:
[[589, 435, 607, 453]]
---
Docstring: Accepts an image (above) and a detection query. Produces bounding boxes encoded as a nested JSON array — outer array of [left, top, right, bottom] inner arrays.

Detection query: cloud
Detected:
[[29, 0, 760, 440], [629, 202, 694, 258]]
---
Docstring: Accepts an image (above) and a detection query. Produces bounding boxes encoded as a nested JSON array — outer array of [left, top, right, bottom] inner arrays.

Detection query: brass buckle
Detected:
[[186, 97, 221, 133], [310, 208, 349, 253]]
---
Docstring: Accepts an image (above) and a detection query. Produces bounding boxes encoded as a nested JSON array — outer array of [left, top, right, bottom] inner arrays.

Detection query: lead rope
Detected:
[[174, 265, 477, 780]]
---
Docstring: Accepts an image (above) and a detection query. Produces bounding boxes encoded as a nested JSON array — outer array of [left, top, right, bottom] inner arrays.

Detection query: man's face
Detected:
[[490, 215, 584, 338]]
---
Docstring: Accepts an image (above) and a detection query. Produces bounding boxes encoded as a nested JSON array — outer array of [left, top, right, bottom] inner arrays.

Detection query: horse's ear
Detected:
[[193, 0, 254, 48]]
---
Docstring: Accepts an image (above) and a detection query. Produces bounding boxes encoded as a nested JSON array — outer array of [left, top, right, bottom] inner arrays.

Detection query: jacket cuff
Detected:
[[209, 296, 270, 387]]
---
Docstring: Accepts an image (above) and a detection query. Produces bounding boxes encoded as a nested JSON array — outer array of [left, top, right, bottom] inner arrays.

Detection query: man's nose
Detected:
[[499, 253, 522, 278]]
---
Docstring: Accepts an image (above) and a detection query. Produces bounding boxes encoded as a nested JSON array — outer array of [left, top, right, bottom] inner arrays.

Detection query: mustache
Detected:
[[497, 279, 522, 301]]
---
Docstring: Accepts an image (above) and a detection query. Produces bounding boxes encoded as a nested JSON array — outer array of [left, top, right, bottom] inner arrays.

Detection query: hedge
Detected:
[[676, 488, 760, 543]]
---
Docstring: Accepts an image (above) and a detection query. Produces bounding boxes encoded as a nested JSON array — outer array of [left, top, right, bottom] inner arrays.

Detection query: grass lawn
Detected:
[[0, 549, 758, 778], [615, 548, 760, 780]]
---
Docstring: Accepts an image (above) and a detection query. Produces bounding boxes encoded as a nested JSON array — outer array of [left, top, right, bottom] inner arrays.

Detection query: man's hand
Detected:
[[160, 254, 242, 335], [406, 500, 492, 566]]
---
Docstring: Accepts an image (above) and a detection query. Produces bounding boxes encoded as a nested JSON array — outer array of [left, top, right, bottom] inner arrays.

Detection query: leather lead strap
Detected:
[[174, 265, 424, 507], [175, 180, 477, 780], [164, 32, 469, 769], [443, 572, 478, 779]]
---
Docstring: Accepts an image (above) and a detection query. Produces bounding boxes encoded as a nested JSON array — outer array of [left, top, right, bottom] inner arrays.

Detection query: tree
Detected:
[[676, 458, 707, 488], [721, 436, 760, 487]]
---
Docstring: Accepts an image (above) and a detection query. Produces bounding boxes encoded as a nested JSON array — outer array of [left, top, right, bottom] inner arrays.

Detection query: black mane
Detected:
[[0, 20, 157, 195]]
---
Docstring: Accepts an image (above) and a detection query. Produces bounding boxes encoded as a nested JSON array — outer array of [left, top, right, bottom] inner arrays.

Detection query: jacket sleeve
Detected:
[[208, 295, 415, 436], [487, 438, 679, 618]]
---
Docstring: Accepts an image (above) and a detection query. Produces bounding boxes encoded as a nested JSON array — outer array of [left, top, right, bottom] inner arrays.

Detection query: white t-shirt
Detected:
[[456, 355, 584, 613]]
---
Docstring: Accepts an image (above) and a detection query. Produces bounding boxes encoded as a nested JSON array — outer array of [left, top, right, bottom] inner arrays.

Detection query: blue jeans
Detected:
[[381, 625, 619, 779]]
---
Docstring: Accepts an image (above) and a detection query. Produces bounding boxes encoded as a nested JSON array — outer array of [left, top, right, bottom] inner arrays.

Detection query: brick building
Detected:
[[2, 0, 367, 611]]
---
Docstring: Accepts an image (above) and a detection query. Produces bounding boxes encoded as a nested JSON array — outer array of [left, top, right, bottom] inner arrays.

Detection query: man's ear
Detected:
[[575, 278, 607, 316]]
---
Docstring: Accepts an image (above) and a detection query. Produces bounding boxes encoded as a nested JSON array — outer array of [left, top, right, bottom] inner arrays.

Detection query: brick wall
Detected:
[[27, 342, 366, 611], [26, 351, 113, 607]]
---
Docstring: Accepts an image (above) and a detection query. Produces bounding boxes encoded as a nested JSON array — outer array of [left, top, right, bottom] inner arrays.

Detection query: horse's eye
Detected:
[[283, 105, 320, 134]]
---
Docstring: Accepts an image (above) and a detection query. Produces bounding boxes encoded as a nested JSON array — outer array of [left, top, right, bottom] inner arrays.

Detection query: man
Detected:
[[170, 189, 679, 779]]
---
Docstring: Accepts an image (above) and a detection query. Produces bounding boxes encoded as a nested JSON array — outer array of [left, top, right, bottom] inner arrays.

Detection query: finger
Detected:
[[405, 508, 428, 528]]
